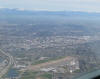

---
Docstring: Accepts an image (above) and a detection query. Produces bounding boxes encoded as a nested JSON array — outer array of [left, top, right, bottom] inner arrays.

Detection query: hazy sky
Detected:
[[0, 0, 100, 12]]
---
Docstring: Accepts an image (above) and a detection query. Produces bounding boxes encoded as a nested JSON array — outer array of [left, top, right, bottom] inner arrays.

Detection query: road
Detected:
[[0, 49, 14, 78]]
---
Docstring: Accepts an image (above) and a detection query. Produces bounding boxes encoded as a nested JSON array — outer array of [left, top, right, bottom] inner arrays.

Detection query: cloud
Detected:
[[0, 6, 4, 8]]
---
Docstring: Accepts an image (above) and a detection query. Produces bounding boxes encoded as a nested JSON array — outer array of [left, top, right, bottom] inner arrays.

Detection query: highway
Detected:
[[0, 49, 14, 79]]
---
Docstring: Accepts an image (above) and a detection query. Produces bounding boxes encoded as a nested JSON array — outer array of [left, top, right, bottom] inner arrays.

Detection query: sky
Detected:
[[0, 0, 100, 12]]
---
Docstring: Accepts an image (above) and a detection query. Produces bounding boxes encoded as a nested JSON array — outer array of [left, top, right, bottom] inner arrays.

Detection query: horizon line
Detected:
[[0, 7, 100, 14]]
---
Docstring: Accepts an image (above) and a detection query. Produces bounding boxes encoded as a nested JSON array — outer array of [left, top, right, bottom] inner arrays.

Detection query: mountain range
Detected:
[[0, 8, 100, 17]]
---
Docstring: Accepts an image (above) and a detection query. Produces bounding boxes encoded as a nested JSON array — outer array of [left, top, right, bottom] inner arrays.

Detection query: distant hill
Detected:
[[0, 8, 100, 17], [0, 8, 100, 37]]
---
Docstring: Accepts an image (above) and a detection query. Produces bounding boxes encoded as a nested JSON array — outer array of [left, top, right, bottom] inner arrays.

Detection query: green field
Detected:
[[21, 71, 52, 79], [32, 56, 66, 65]]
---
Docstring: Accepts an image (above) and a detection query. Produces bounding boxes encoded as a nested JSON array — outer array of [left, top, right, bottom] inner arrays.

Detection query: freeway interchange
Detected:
[[0, 49, 14, 79]]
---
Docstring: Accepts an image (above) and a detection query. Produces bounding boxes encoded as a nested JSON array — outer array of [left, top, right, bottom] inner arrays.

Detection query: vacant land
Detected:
[[27, 56, 74, 71]]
